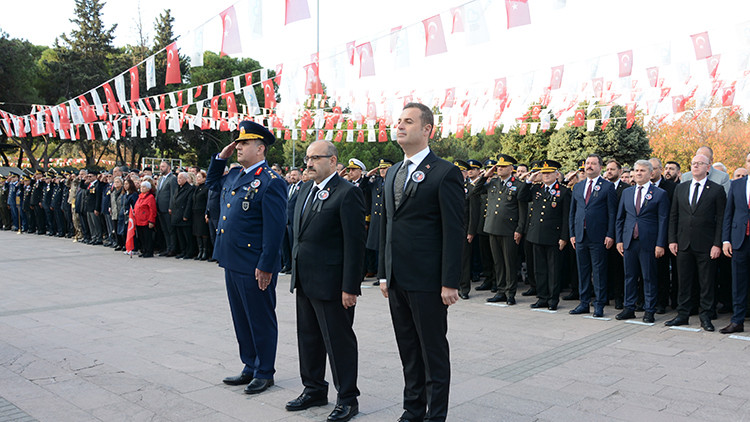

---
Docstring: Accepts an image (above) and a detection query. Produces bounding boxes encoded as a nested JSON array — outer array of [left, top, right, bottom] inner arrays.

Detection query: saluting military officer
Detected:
[[525, 160, 571, 310], [475, 159, 497, 292], [455, 160, 480, 299], [205, 120, 287, 395], [365, 158, 393, 286], [475, 154, 531, 305]]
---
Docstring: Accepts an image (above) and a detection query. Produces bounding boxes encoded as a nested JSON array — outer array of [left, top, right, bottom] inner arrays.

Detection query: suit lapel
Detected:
[[294, 182, 312, 236], [300, 175, 341, 234], [398, 152, 437, 210], [694, 182, 711, 213]]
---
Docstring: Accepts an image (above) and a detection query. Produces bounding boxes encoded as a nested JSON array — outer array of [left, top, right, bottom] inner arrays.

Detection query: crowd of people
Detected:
[[3, 110, 750, 421]]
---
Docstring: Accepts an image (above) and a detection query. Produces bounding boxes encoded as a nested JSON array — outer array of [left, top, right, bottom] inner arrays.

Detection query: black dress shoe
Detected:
[[615, 309, 636, 320], [506, 296, 516, 305], [664, 316, 689, 326], [569, 304, 590, 315], [167, 251, 177, 257], [562, 292, 579, 301], [593, 308, 604, 318], [373, 280, 380, 286], [548, 303, 558, 311], [530, 300, 548, 309], [719, 322, 744, 334], [459, 293, 469, 300], [655, 306, 666, 315], [475, 282, 493, 291], [285, 393, 327, 411], [491, 286, 498, 293], [699, 316, 715, 332], [175, 254, 185, 259], [159, 251, 169, 257], [223, 373, 253, 385], [643, 312, 655, 323], [327, 403, 358, 422], [244, 378, 273, 394], [521, 288, 537, 296], [614, 298, 624, 310], [486, 293, 507, 303]]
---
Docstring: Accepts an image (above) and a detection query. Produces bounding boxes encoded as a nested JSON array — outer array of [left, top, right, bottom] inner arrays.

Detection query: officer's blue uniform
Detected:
[[205, 153, 287, 380]]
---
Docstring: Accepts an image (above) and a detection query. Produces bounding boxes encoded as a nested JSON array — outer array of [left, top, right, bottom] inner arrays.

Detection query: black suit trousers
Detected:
[[388, 278, 449, 422], [676, 247, 716, 318], [532, 243, 562, 305], [459, 236, 472, 295], [295, 287, 359, 405]]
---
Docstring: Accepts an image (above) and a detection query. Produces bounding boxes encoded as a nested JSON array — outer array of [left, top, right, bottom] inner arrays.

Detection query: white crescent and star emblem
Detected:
[[167, 50, 174, 68], [224, 15, 232, 37], [428, 21, 438, 39]]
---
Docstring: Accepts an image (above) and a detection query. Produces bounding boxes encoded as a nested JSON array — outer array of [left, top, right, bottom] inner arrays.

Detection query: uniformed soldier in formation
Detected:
[[343, 158, 374, 278], [0, 174, 10, 230], [365, 158, 393, 286], [22, 173, 34, 233], [524, 160, 571, 310], [206, 120, 287, 395], [475, 154, 531, 305], [475, 159, 497, 292], [31, 169, 46, 234], [455, 160, 480, 299], [42, 171, 55, 235]]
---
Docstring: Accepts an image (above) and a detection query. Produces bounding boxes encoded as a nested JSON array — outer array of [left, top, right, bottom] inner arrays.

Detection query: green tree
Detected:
[[547, 104, 651, 170]]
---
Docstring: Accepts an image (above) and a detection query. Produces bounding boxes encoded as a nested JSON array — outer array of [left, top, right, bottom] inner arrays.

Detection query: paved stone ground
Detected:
[[2, 230, 750, 421]]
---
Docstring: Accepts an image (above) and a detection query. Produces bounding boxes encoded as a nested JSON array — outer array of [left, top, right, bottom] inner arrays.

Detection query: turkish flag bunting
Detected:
[[334, 131, 343, 142], [573, 109, 585, 127], [672, 95, 685, 113], [451, 7, 465, 33], [423, 15, 448, 56], [356, 130, 364, 143], [262, 80, 276, 109], [506, 0, 531, 29], [129, 66, 139, 101], [285, 0, 310, 25], [618, 50, 633, 78], [378, 128, 387, 142], [592, 77, 604, 99], [493, 77, 507, 100], [102, 82, 120, 115], [550, 65, 564, 90], [165, 42, 181, 85], [722, 85, 735, 106], [357, 42, 376, 78], [646, 67, 659, 88], [366, 101, 377, 120], [706, 54, 720, 79], [77, 96, 95, 123], [691, 31, 712, 60], [220, 6, 242, 56], [304, 62, 323, 95], [224, 92, 238, 118], [531, 105, 541, 120], [221, 79, 227, 94], [275, 64, 283, 85], [626, 102, 636, 128], [443, 88, 455, 108], [659, 87, 671, 102], [125, 206, 136, 252], [210, 97, 220, 120], [346, 41, 356, 64], [159, 111, 167, 133]]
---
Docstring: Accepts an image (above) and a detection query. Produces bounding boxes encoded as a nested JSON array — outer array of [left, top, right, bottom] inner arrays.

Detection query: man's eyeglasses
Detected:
[[303, 155, 333, 164]]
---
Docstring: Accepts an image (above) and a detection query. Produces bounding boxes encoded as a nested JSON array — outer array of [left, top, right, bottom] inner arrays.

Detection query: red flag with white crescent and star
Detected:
[[165, 42, 181, 85], [285, 0, 310, 25], [220, 6, 242, 56], [573, 109, 585, 127], [618, 50, 633, 78], [126, 206, 136, 253], [129, 66, 139, 101], [423, 15, 448, 56], [691, 31, 712, 60], [506, 0, 531, 29]]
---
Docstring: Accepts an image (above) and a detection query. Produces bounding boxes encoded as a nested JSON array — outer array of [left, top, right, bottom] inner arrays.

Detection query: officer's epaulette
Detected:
[[266, 169, 277, 179]]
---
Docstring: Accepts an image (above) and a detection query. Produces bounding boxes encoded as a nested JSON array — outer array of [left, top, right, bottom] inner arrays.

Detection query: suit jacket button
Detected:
[[247, 243, 251, 247], [223, 216, 226, 220], [231, 191, 236, 195], [227, 203, 231, 208]]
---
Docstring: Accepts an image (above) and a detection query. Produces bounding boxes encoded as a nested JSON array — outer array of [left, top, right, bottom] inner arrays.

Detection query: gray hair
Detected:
[[634, 159, 653, 172]]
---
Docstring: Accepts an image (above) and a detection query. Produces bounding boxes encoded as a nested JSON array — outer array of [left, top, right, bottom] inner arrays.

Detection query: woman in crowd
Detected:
[[133, 180, 157, 258], [191, 170, 210, 260], [170, 171, 194, 259], [115, 178, 139, 251]]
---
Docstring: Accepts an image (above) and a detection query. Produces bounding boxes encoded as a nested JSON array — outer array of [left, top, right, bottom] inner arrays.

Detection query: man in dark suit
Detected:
[[650, 158, 677, 314], [569, 154, 617, 317], [615, 160, 670, 323], [455, 160, 479, 300], [525, 160, 570, 310], [474, 154, 531, 305], [281, 168, 302, 273], [665, 153, 726, 331], [206, 121, 287, 395], [84, 171, 104, 244], [378, 103, 464, 422], [156, 161, 179, 256], [286, 140, 365, 422], [720, 152, 750, 334], [605, 159, 628, 309]]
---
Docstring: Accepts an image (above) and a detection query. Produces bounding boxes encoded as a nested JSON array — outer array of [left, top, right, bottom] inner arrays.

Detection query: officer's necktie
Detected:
[[584, 180, 593, 204], [634, 186, 642, 239], [394, 160, 411, 208], [690, 182, 700, 211], [302, 186, 319, 223]]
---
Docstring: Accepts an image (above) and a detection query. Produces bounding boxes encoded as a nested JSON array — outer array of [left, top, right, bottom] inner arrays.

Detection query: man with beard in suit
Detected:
[[378, 103, 464, 422], [286, 140, 366, 422], [665, 154, 726, 331], [605, 159, 628, 309]]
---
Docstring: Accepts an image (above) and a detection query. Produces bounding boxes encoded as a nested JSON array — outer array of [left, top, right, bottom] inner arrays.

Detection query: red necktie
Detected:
[[584, 180, 593, 204], [634, 186, 642, 239]]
